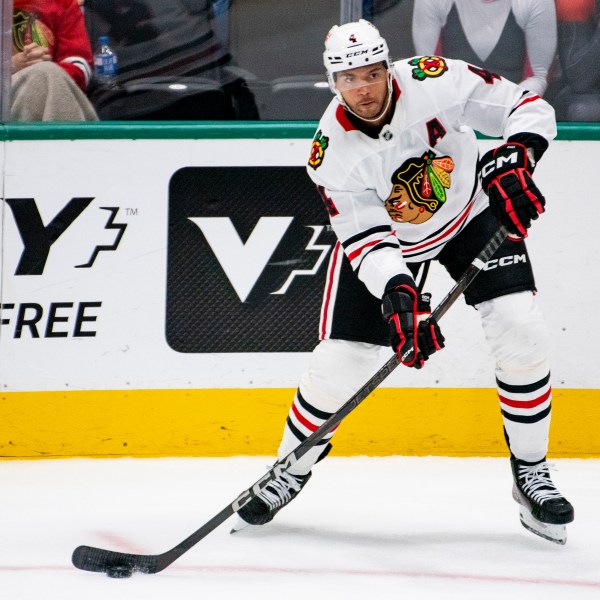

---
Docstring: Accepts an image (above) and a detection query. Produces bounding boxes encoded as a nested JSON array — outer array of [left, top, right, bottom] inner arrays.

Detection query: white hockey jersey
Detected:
[[306, 56, 556, 299]]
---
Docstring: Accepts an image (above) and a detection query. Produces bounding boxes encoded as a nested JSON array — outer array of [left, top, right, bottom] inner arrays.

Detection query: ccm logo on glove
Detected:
[[480, 142, 545, 239], [480, 149, 521, 179]]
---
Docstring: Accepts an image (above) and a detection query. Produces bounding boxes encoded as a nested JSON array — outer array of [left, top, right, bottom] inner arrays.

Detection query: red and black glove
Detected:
[[382, 275, 445, 369], [480, 142, 545, 238]]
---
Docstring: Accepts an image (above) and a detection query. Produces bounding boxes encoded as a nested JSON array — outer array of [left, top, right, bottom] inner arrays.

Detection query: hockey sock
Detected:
[[498, 371, 551, 463], [277, 388, 337, 476]]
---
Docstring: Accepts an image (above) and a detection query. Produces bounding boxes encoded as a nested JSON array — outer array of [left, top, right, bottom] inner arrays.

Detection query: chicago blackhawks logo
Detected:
[[385, 151, 454, 224], [409, 56, 448, 81], [308, 130, 329, 170]]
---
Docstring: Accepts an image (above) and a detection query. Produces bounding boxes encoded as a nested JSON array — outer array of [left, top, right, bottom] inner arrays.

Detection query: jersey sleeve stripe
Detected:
[[509, 93, 542, 116], [61, 56, 92, 85], [361, 241, 401, 261], [343, 225, 391, 247], [346, 232, 400, 267]]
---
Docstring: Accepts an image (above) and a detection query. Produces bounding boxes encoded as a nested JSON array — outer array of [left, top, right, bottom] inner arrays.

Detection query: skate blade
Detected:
[[519, 507, 567, 545], [230, 516, 257, 534]]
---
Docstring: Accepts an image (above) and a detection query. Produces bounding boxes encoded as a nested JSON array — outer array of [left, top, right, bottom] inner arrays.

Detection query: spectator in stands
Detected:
[[11, 0, 99, 121], [83, 0, 259, 120], [412, 0, 557, 98], [554, 0, 600, 121]]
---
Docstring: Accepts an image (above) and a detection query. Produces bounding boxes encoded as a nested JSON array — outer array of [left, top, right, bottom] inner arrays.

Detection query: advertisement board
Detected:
[[0, 125, 598, 458]]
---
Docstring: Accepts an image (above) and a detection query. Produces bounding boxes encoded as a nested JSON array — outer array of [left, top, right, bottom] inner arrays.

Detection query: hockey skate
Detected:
[[231, 471, 312, 532], [511, 457, 574, 545]]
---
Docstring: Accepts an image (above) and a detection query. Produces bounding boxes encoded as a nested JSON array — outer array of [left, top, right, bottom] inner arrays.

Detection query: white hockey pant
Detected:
[[477, 292, 552, 463], [278, 339, 381, 475], [278, 292, 551, 473]]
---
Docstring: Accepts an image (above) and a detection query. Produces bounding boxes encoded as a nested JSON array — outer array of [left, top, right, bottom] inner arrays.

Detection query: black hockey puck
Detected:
[[106, 566, 133, 579]]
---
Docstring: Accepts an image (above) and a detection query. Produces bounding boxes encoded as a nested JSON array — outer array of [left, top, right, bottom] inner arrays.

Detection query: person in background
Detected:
[[412, 0, 557, 98], [231, 19, 574, 546], [11, 0, 98, 121], [554, 0, 600, 121], [83, 0, 259, 120]]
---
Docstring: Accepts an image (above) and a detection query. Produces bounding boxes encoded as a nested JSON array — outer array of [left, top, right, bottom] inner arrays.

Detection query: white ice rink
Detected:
[[2, 456, 599, 599]]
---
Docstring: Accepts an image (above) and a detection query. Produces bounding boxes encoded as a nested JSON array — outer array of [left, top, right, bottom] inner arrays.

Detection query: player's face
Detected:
[[335, 63, 389, 120]]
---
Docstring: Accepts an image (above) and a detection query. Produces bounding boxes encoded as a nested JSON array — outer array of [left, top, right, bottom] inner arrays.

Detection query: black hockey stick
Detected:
[[72, 225, 508, 576]]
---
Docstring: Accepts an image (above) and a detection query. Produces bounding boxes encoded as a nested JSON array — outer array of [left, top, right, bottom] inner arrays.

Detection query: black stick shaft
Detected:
[[72, 225, 507, 575]]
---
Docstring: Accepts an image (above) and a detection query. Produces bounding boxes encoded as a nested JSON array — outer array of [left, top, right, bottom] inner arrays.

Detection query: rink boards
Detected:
[[0, 123, 598, 458]]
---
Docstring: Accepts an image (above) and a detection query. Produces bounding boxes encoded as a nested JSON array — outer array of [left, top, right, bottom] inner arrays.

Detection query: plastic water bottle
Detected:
[[94, 36, 118, 87]]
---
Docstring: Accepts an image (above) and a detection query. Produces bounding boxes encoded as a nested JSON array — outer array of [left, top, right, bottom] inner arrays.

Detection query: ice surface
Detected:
[[2, 456, 599, 599]]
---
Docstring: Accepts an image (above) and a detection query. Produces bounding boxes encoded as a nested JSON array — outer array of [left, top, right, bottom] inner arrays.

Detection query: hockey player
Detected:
[[234, 19, 574, 544]]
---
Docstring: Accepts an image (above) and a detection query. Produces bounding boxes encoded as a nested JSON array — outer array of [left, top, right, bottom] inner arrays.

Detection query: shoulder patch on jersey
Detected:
[[385, 151, 455, 225], [409, 56, 448, 81], [308, 130, 329, 170]]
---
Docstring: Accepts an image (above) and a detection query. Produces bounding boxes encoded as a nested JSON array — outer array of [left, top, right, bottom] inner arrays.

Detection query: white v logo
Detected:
[[189, 216, 293, 302]]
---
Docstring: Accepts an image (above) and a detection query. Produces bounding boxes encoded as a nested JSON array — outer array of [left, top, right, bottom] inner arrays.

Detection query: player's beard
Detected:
[[353, 97, 385, 119], [343, 77, 392, 124]]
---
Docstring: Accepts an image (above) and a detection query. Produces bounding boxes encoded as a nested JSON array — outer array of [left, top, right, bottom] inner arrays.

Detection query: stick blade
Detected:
[[72, 545, 159, 574]]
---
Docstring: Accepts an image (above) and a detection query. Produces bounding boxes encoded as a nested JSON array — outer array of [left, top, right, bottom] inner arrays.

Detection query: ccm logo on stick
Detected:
[[484, 254, 527, 271]]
